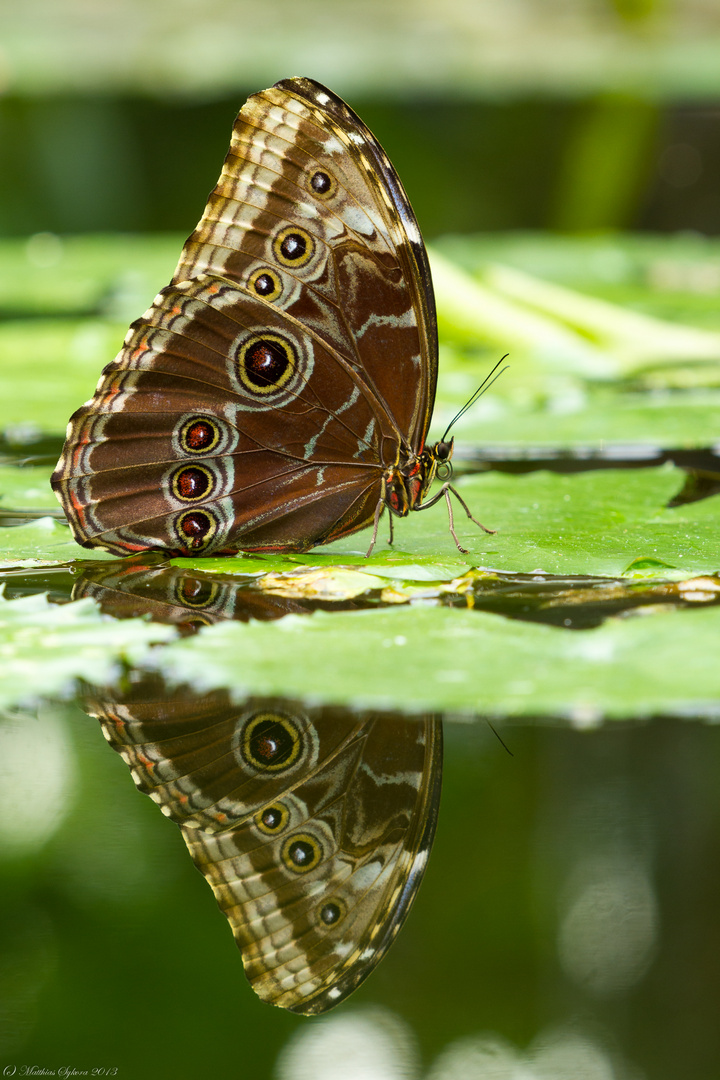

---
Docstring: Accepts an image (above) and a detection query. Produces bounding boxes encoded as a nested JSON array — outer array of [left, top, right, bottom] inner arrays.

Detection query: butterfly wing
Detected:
[[90, 686, 442, 1014], [52, 78, 437, 555]]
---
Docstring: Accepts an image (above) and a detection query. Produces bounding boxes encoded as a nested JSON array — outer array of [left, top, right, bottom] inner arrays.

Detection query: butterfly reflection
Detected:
[[82, 676, 442, 1014], [72, 560, 376, 629]]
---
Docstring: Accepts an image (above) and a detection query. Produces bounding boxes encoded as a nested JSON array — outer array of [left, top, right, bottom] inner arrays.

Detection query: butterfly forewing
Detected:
[[89, 685, 442, 1013], [52, 77, 438, 556]]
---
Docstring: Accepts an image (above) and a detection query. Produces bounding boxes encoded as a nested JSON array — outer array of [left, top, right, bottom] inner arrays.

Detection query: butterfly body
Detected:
[[52, 78, 489, 556]]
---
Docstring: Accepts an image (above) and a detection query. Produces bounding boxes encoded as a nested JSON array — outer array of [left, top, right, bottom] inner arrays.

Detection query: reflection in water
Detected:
[[2, 701, 720, 1075], [558, 853, 658, 996], [62, 558, 720, 632], [79, 677, 442, 1014], [0, 707, 75, 855], [427, 1028, 621, 1080], [0, 906, 58, 1057], [277, 1007, 419, 1080], [277, 1006, 628, 1080], [72, 560, 372, 629]]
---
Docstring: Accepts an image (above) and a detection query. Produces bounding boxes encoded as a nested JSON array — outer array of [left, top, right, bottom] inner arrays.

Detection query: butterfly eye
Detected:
[[236, 333, 297, 396], [255, 802, 290, 835], [307, 169, 336, 199], [178, 416, 222, 455], [173, 508, 218, 552], [281, 833, 323, 874], [248, 267, 283, 301], [318, 899, 346, 926], [240, 712, 303, 772], [171, 465, 215, 502], [272, 225, 314, 268]]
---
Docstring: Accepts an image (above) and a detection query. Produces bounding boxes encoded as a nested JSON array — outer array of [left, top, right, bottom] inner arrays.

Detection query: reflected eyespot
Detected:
[[178, 416, 222, 455], [248, 267, 282, 302], [174, 508, 218, 552], [171, 465, 215, 502], [240, 712, 302, 772], [318, 898, 346, 926], [307, 169, 336, 199], [173, 575, 219, 609], [281, 832, 323, 874], [272, 226, 314, 268], [237, 333, 296, 395], [255, 802, 290, 835]]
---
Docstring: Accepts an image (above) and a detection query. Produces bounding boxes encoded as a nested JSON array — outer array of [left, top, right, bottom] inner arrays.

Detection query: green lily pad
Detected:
[[2, 464, 718, 580], [0, 580, 718, 719], [0, 464, 58, 511], [0, 518, 111, 568], [139, 601, 720, 720], [0, 592, 175, 708], [324, 464, 720, 578]]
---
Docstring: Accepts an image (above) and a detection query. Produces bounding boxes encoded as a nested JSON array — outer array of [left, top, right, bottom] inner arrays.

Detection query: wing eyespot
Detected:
[[173, 508, 219, 552], [272, 225, 314, 268], [255, 802, 290, 835], [248, 267, 283, 302], [172, 576, 220, 609], [318, 899, 346, 926], [307, 169, 337, 200], [281, 832, 323, 874], [239, 712, 303, 772], [178, 416, 222, 455], [236, 333, 297, 396], [171, 464, 215, 503]]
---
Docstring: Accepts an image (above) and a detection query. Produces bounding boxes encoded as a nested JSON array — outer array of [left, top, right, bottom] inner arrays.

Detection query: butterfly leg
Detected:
[[366, 483, 388, 557], [420, 483, 496, 554]]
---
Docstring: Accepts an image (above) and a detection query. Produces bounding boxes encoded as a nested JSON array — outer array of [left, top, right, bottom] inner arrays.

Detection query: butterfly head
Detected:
[[385, 438, 455, 518], [432, 436, 454, 480]]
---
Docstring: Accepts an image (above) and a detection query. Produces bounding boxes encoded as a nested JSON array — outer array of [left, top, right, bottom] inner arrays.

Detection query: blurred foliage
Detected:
[[3, 0, 720, 98], [2, 91, 720, 237], [1, 1, 720, 243]]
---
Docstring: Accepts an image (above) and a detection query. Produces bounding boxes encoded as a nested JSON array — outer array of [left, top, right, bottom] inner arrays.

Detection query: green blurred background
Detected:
[[3, 2, 720, 1078], [2, 0, 720, 239]]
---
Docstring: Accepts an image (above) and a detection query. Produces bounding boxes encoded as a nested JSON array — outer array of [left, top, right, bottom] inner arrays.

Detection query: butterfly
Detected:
[[86, 679, 442, 1013], [51, 77, 494, 557]]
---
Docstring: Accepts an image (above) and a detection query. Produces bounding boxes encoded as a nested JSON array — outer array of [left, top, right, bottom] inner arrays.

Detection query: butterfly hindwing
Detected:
[[54, 274, 395, 553]]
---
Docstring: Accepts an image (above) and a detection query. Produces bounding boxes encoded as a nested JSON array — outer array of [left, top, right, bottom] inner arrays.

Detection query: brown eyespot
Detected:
[[255, 802, 290, 835], [174, 509, 218, 552], [237, 333, 296, 396], [178, 416, 221, 455], [272, 225, 314, 268], [318, 899, 346, 926], [307, 169, 336, 199], [172, 575, 219, 609], [171, 465, 215, 502], [281, 832, 323, 874], [248, 267, 282, 302], [240, 712, 302, 772]]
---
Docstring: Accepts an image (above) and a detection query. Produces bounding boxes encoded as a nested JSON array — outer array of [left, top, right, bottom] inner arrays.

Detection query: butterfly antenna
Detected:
[[441, 356, 509, 442], [486, 718, 514, 757]]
